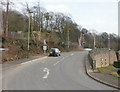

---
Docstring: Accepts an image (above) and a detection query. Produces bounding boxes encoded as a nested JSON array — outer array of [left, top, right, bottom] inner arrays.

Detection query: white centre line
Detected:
[[41, 61, 45, 63], [53, 54, 73, 66], [53, 61, 60, 66], [61, 57, 65, 60], [71, 53, 74, 56]]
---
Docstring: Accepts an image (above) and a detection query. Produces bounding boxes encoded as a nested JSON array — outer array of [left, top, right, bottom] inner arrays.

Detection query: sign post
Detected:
[[43, 45, 47, 54], [43, 39, 47, 54]]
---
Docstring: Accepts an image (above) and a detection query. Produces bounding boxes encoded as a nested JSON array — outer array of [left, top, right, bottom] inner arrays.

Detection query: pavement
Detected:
[[85, 55, 120, 90]]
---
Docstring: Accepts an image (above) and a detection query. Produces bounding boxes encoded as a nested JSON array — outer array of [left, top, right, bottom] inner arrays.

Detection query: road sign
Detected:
[[43, 46, 47, 54], [43, 46, 47, 51]]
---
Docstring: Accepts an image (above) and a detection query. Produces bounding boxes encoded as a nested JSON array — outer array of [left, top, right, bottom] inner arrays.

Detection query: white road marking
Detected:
[[64, 56, 69, 59], [42, 68, 50, 79], [41, 61, 45, 63], [40, 68, 43, 70], [71, 53, 74, 56], [21, 61, 32, 65], [53, 54, 73, 66], [61, 57, 65, 60], [21, 56, 48, 65], [53, 61, 60, 66]]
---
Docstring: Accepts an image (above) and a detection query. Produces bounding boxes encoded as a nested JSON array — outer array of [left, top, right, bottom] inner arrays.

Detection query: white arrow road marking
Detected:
[[42, 68, 50, 79]]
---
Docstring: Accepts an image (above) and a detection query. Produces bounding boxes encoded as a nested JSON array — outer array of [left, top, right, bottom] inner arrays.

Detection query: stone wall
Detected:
[[118, 50, 120, 60], [89, 49, 117, 68], [0, 7, 2, 64]]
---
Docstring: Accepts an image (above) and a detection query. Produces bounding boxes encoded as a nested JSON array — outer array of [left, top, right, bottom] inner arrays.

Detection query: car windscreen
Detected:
[[50, 49, 55, 52]]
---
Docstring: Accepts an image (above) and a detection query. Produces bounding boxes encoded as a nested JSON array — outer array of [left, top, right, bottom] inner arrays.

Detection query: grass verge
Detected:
[[109, 72, 120, 77], [98, 65, 116, 73]]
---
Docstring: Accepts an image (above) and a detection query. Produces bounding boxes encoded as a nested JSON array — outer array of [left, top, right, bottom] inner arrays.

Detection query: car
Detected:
[[49, 48, 61, 56]]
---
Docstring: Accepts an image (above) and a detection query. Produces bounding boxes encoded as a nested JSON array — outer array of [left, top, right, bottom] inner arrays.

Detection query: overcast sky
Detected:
[[7, 0, 119, 35]]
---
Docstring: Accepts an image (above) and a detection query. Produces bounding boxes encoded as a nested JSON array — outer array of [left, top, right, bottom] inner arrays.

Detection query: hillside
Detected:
[[2, 32, 80, 63]]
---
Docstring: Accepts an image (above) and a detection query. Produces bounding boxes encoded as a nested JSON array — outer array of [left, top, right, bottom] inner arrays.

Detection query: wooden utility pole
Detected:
[[0, 7, 3, 36], [5, 0, 9, 37], [26, 3, 33, 51], [78, 27, 83, 48], [82, 34, 85, 48], [78, 33, 82, 47], [67, 29, 70, 49], [108, 34, 111, 50], [108, 34, 111, 65], [38, 2, 41, 41], [93, 33, 96, 49], [27, 13, 31, 51]]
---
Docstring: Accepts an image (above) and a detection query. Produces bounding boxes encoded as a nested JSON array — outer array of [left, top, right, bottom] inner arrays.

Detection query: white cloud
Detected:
[[6, 0, 118, 34], [76, 20, 118, 34], [76, 20, 105, 27], [45, 5, 70, 13], [95, 20, 105, 25], [41, 0, 119, 3]]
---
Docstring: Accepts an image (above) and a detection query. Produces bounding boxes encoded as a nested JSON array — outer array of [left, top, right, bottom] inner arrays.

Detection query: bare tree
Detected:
[[1, 0, 14, 37], [1, 0, 9, 37]]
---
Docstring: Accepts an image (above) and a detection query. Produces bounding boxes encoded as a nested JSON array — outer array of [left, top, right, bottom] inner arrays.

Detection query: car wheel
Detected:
[[56, 54, 59, 57]]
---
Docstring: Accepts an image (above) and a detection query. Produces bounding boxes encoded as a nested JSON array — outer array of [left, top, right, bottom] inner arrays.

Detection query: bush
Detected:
[[116, 52, 119, 60], [113, 60, 120, 68], [117, 70, 120, 75]]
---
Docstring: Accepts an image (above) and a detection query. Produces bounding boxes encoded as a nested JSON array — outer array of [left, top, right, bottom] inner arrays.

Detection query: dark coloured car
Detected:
[[49, 48, 61, 56]]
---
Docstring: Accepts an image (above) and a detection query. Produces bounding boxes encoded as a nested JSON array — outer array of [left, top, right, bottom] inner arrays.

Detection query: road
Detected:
[[2, 51, 117, 90]]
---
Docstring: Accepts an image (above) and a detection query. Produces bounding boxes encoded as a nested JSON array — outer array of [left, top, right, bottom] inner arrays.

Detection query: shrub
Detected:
[[117, 70, 120, 75], [113, 60, 120, 68]]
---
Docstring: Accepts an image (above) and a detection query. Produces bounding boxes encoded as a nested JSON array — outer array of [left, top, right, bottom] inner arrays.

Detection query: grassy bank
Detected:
[[98, 65, 116, 73], [2, 32, 81, 63], [109, 72, 120, 77]]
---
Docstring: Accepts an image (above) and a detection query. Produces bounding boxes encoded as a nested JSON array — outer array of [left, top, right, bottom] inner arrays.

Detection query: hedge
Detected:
[[113, 60, 120, 68]]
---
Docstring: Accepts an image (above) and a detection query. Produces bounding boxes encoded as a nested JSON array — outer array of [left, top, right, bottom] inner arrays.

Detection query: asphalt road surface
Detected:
[[2, 51, 117, 90]]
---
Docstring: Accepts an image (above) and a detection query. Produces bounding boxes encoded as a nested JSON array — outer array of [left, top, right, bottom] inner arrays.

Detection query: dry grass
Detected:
[[109, 72, 120, 77]]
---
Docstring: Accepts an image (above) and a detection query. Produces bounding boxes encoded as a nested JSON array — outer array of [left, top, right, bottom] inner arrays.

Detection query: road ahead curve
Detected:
[[2, 51, 116, 90]]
